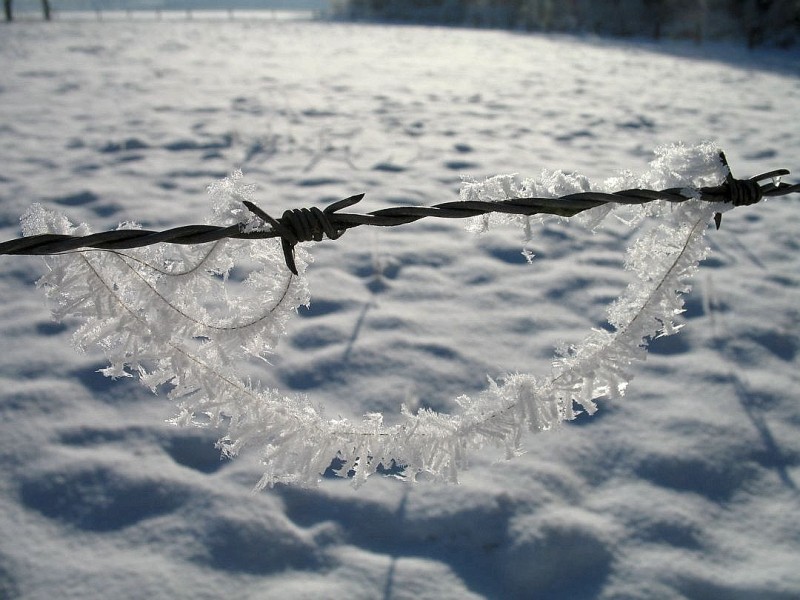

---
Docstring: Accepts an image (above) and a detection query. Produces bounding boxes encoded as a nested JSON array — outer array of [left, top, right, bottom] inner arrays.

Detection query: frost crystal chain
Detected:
[[6, 143, 799, 487]]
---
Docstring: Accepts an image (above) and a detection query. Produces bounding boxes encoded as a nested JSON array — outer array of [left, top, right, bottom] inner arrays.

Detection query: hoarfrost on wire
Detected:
[[22, 142, 730, 487]]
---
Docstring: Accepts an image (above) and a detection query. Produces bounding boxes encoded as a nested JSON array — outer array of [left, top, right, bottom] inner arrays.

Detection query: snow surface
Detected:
[[1, 15, 799, 600]]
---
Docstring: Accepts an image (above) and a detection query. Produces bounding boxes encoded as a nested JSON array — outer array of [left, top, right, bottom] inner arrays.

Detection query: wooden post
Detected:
[[42, 0, 51, 20], [4, 0, 12, 22]]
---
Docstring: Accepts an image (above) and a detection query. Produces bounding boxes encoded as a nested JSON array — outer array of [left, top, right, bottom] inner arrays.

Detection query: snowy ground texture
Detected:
[[1, 14, 800, 600]]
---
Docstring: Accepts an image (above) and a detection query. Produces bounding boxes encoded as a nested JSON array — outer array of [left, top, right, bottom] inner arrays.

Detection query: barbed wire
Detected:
[[1, 157, 798, 274]]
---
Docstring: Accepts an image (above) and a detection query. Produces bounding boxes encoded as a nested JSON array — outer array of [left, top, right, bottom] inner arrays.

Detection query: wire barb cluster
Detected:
[[2, 162, 798, 274]]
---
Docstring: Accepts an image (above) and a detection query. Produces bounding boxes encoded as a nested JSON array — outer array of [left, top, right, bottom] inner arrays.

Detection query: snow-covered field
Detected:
[[1, 14, 799, 599]]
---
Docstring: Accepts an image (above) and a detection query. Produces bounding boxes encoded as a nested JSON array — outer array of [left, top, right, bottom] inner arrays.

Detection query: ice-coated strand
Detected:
[[22, 143, 727, 487]]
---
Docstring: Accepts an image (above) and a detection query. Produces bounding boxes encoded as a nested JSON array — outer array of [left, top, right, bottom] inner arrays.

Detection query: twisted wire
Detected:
[[2, 165, 797, 274]]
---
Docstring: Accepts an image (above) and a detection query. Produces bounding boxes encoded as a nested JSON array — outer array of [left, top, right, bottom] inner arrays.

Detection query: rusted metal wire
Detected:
[[2, 160, 798, 274]]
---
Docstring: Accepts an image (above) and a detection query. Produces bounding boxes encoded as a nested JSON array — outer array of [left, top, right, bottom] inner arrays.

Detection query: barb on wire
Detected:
[[2, 159, 798, 275]]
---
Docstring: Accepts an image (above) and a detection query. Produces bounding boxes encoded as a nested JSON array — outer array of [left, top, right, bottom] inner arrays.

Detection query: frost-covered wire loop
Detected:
[[7, 143, 800, 487]]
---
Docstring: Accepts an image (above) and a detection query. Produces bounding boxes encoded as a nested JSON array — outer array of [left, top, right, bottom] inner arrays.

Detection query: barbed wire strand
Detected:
[[2, 158, 798, 275]]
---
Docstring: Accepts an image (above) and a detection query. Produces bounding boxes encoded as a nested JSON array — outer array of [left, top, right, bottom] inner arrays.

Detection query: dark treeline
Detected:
[[3, 0, 324, 21], [330, 0, 799, 47], [4, 0, 50, 20]]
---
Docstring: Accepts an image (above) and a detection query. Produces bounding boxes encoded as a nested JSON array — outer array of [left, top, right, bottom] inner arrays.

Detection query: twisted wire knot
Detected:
[[281, 207, 339, 243], [243, 194, 364, 274], [726, 175, 763, 206]]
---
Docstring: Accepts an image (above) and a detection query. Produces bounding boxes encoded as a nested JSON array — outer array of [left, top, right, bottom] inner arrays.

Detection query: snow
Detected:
[[1, 15, 799, 600]]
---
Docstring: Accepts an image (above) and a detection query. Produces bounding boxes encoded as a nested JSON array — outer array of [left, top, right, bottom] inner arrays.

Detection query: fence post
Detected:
[[4, 0, 11, 22]]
